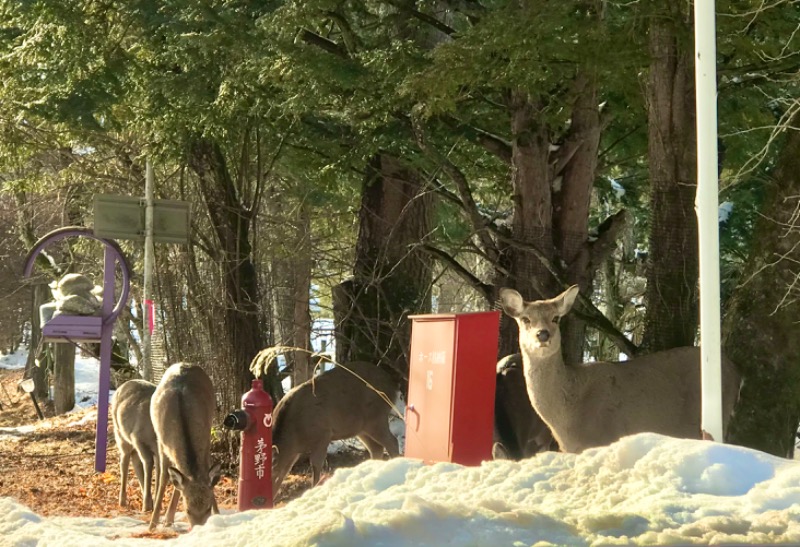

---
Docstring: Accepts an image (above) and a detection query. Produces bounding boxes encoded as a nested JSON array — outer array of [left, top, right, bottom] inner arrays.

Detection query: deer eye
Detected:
[[520, 317, 531, 326], [552, 316, 561, 325]]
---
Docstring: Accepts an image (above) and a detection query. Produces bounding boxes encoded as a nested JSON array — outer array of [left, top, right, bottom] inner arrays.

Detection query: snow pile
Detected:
[[2, 433, 800, 546]]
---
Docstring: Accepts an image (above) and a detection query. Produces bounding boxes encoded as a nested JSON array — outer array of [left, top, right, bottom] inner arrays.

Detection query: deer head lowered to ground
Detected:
[[112, 379, 159, 512], [499, 285, 741, 454], [271, 360, 400, 497], [148, 363, 221, 530]]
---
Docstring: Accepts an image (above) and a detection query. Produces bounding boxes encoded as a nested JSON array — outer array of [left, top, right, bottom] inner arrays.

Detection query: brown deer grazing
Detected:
[[148, 363, 221, 530], [499, 285, 741, 454], [271, 361, 400, 497], [112, 379, 159, 512], [493, 354, 557, 459]]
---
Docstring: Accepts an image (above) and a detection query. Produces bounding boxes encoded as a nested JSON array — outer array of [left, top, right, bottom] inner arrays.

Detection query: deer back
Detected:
[[112, 378, 159, 510], [272, 361, 397, 452], [113, 379, 158, 455], [557, 347, 740, 450]]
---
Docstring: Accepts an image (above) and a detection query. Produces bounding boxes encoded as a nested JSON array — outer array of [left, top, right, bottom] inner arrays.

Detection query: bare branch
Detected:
[[324, 10, 361, 54], [490, 223, 639, 357], [588, 209, 628, 266], [418, 243, 493, 301], [411, 117, 500, 263]]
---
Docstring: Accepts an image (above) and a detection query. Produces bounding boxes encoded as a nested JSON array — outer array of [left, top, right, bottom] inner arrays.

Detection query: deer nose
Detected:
[[536, 330, 550, 343]]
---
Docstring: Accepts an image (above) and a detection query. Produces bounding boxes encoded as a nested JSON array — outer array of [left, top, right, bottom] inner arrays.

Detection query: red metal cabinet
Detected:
[[404, 311, 500, 466]]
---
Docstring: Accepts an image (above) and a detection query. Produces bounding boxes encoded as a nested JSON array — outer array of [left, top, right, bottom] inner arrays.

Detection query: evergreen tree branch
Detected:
[[324, 10, 361, 54], [298, 29, 349, 59], [442, 116, 512, 163], [385, 1, 457, 36]]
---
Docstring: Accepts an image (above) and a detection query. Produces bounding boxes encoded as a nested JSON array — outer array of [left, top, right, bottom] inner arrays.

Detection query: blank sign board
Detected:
[[93, 194, 190, 244]]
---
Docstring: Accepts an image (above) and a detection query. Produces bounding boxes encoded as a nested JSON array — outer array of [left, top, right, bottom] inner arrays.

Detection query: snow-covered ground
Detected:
[[0, 349, 105, 442], [0, 350, 27, 370], [2, 349, 800, 545], [0, 348, 107, 409]]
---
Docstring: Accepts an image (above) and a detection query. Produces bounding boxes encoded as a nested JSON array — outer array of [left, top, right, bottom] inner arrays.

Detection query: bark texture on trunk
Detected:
[[496, 91, 556, 358], [53, 341, 75, 414], [553, 74, 602, 365], [496, 79, 602, 364], [188, 139, 274, 398], [642, 14, 699, 352], [335, 153, 432, 384], [723, 123, 800, 457], [271, 202, 313, 387], [26, 284, 50, 401]]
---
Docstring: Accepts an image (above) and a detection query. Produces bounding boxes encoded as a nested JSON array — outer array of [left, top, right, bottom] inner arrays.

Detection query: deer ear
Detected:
[[168, 467, 186, 489], [209, 462, 222, 486], [498, 288, 525, 317], [556, 285, 580, 315]]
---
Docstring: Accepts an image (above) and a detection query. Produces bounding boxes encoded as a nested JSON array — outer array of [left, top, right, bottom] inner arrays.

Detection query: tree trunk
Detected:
[[272, 255, 297, 367], [496, 80, 602, 364], [271, 201, 313, 386], [495, 91, 556, 358], [723, 122, 800, 457], [553, 73, 602, 365], [188, 139, 275, 399], [25, 284, 50, 401], [53, 342, 75, 414], [642, 12, 699, 352], [334, 153, 433, 383], [291, 233, 313, 384], [333, 279, 354, 367]]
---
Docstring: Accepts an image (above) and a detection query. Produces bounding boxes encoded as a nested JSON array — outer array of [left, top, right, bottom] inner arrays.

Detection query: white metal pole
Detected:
[[142, 160, 155, 382], [694, 0, 723, 442]]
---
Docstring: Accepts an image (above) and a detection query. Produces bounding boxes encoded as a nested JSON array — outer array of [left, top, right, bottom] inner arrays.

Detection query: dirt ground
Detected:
[[0, 367, 369, 537]]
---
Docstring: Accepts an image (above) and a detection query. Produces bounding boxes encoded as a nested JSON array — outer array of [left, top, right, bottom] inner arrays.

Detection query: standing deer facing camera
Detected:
[[112, 379, 159, 512], [499, 285, 741, 454], [148, 363, 221, 530]]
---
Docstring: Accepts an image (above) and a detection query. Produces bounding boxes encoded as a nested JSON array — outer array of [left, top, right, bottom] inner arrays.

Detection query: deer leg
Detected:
[[309, 442, 329, 487], [164, 487, 181, 527], [272, 451, 300, 498], [148, 453, 169, 531], [153, 455, 161, 507], [118, 444, 133, 507], [135, 447, 155, 512], [130, 454, 147, 510], [492, 442, 511, 460], [357, 435, 385, 459], [364, 423, 400, 457]]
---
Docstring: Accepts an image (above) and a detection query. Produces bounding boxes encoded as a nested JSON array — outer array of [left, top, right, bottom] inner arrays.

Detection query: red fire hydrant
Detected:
[[222, 379, 274, 510]]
